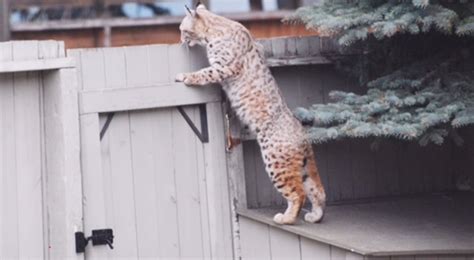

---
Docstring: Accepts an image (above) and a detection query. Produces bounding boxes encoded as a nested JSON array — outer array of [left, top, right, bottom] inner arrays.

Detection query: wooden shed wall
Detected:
[[239, 217, 474, 260], [243, 65, 473, 208]]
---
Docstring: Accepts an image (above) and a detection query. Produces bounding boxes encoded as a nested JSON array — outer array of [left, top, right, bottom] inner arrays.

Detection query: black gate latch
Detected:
[[75, 229, 114, 253]]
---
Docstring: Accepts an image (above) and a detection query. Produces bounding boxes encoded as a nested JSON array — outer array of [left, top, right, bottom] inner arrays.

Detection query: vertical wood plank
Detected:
[[244, 141, 259, 208], [203, 102, 233, 258], [125, 45, 150, 87], [13, 41, 45, 259], [0, 70, 18, 259], [171, 108, 205, 257], [148, 45, 171, 85], [151, 108, 181, 258], [399, 143, 424, 194], [42, 67, 83, 260], [351, 139, 377, 199], [330, 246, 347, 259], [300, 236, 330, 260], [103, 47, 127, 89], [78, 49, 106, 90], [327, 141, 353, 202], [129, 111, 160, 258], [226, 108, 248, 258], [254, 142, 274, 208], [80, 113, 109, 260], [375, 140, 401, 197], [102, 112, 139, 258], [239, 217, 271, 260], [67, 49, 84, 90], [167, 44, 190, 83], [428, 143, 452, 192], [391, 256, 415, 260], [268, 227, 301, 260]]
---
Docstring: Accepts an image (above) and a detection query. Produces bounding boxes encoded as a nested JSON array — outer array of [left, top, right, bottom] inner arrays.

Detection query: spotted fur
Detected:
[[176, 4, 326, 224]]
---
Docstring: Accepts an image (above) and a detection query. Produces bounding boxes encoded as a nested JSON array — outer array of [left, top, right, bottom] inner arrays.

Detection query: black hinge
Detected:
[[75, 229, 114, 253]]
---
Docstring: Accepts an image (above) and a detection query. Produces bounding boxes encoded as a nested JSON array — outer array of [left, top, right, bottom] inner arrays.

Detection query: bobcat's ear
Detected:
[[195, 2, 207, 15]]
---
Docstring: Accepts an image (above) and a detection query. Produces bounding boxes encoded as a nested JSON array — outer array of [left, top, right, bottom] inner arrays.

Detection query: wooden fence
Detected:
[[0, 38, 472, 259]]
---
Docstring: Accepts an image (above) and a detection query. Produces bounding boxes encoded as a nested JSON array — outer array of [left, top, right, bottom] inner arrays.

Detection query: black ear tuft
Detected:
[[195, 1, 202, 8], [184, 4, 192, 15]]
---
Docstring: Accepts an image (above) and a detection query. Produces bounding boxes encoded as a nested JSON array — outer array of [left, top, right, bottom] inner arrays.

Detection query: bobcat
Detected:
[[176, 3, 326, 224]]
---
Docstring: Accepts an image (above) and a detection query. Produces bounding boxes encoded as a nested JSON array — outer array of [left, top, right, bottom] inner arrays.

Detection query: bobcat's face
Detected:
[[179, 4, 210, 47]]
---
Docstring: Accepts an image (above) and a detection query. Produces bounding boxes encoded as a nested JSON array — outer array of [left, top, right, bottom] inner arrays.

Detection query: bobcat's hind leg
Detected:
[[272, 180, 305, 225], [269, 162, 306, 225], [302, 155, 326, 223]]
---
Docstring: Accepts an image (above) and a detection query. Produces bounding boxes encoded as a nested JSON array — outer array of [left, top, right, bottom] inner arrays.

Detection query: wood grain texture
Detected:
[[239, 217, 271, 260], [300, 236, 331, 260], [268, 226, 301, 260], [13, 42, 45, 259], [203, 102, 234, 259], [42, 67, 83, 260], [80, 113, 110, 260], [238, 193, 474, 257]]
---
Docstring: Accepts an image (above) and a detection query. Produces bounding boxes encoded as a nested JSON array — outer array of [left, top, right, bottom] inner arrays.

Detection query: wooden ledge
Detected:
[[0, 57, 75, 73], [237, 193, 474, 256]]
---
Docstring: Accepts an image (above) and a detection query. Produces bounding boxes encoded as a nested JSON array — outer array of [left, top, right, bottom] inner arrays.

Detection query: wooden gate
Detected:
[[70, 44, 234, 259]]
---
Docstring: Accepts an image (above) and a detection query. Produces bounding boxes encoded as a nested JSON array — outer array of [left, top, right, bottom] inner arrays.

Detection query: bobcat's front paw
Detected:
[[175, 73, 186, 83], [175, 73, 195, 85]]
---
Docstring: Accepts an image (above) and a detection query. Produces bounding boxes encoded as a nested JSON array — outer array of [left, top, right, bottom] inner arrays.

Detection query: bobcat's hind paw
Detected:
[[304, 207, 324, 223], [273, 213, 296, 225]]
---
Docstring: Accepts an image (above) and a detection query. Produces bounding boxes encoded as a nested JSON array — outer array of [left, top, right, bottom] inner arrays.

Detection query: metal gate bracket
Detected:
[[75, 229, 114, 253], [100, 113, 115, 141], [177, 104, 209, 143]]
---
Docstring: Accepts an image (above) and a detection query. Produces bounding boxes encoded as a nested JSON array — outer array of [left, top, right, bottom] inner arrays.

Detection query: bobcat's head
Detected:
[[179, 3, 231, 47]]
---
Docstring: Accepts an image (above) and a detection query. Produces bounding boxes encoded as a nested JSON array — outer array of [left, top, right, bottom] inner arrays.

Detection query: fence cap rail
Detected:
[[0, 57, 75, 73]]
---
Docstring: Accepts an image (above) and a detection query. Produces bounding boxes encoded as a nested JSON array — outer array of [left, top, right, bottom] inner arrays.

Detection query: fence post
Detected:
[[40, 42, 84, 259], [0, 0, 10, 41]]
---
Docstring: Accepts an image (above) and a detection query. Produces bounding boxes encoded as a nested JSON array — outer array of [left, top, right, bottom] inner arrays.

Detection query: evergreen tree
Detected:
[[286, 0, 474, 145]]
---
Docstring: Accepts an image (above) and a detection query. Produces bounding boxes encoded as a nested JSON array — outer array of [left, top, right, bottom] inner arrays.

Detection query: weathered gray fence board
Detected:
[[172, 107, 206, 257], [103, 47, 127, 89], [12, 41, 45, 259], [129, 111, 161, 257], [268, 226, 301, 260], [351, 139, 377, 199], [15, 71, 44, 258], [43, 67, 83, 259], [79, 84, 221, 114], [103, 113, 139, 258], [193, 107, 213, 260], [300, 236, 331, 260], [203, 101, 234, 259], [374, 140, 400, 197], [125, 45, 150, 87], [239, 217, 271, 260], [148, 45, 171, 84], [0, 72, 19, 258], [76, 49, 106, 90], [80, 114, 109, 259], [147, 108, 181, 258]]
